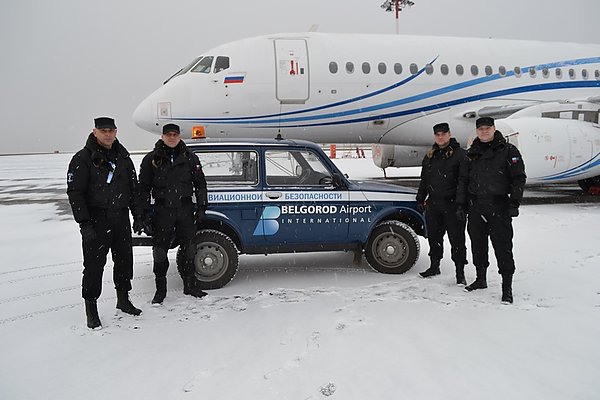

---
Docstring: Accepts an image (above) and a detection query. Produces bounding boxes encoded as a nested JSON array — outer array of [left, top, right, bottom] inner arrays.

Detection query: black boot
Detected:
[[85, 299, 102, 329], [465, 267, 488, 291], [116, 291, 142, 315], [501, 274, 513, 304], [455, 264, 467, 285], [151, 277, 167, 304], [419, 259, 441, 278], [183, 276, 208, 298]]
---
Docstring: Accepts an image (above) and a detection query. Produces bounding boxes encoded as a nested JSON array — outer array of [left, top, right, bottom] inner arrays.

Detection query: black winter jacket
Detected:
[[416, 138, 468, 207], [67, 133, 141, 223], [138, 140, 208, 210], [466, 131, 527, 207]]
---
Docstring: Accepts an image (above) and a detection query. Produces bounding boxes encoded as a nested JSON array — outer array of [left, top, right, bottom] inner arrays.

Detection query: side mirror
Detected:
[[332, 173, 347, 189]]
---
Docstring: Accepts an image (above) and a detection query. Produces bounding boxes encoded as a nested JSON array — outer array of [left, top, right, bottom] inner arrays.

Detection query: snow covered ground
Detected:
[[0, 152, 599, 400]]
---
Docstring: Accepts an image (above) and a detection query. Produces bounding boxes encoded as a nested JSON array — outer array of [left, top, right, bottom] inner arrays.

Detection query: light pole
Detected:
[[380, 0, 415, 34]]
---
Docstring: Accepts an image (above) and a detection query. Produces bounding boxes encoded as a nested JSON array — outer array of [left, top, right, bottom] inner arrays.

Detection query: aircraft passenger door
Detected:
[[274, 39, 309, 104]]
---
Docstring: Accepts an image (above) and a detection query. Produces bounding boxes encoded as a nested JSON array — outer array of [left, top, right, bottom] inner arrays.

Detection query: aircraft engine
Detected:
[[372, 144, 430, 168], [495, 117, 600, 188]]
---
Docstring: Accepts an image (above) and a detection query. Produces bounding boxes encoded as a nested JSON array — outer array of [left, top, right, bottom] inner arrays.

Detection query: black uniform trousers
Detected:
[[425, 202, 467, 265], [82, 208, 133, 300], [151, 199, 196, 278], [467, 200, 515, 275]]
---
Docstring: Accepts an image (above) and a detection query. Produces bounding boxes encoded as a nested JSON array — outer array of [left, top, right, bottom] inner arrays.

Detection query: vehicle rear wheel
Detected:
[[176, 229, 239, 289], [365, 221, 419, 274]]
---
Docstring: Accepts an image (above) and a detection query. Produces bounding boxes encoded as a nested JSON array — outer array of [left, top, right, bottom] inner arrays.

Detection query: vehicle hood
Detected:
[[348, 179, 417, 196]]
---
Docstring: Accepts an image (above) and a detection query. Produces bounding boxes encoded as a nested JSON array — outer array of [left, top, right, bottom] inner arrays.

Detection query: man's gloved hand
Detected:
[[79, 221, 97, 242], [142, 215, 154, 236], [194, 206, 206, 228], [455, 206, 466, 222], [132, 216, 144, 235], [418, 201, 427, 212], [508, 207, 520, 218]]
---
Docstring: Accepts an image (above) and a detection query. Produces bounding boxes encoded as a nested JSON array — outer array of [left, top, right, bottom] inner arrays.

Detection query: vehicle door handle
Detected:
[[265, 192, 282, 199]]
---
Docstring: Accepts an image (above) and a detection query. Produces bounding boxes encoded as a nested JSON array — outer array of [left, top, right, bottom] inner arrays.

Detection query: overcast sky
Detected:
[[1, 0, 598, 154]]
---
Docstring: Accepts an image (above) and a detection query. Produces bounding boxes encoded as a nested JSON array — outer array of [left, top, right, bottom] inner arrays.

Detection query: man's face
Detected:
[[162, 132, 181, 148], [434, 131, 451, 147], [476, 124, 495, 143], [93, 128, 117, 149]]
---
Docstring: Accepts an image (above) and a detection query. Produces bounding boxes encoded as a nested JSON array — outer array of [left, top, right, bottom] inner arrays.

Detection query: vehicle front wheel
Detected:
[[176, 229, 239, 289], [365, 221, 420, 274]]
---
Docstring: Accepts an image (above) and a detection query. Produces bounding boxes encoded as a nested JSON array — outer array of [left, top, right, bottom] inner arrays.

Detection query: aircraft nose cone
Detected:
[[132, 97, 159, 134]]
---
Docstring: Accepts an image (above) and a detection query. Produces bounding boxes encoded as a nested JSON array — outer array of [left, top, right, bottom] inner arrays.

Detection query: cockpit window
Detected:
[[214, 56, 230, 73], [191, 56, 214, 73], [163, 56, 203, 84]]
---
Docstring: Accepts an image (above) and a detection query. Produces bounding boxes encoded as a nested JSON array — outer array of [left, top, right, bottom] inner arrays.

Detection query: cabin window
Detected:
[[514, 66, 522, 77], [378, 62, 387, 74], [191, 56, 214, 73], [485, 65, 493, 76], [345, 62, 355, 74], [499, 66, 506, 76], [213, 56, 230, 73], [582, 69, 589, 80], [409, 63, 418, 75], [529, 67, 536, 78], [394, 63, 402, 74], [440, 64, 449, 75], [542, 67, 549, 78], [329, 62, 338, 74], [470, 65, 479, 76], [568, 68, 576, 79], [595, 70, 600, 80], [425, 64, 434, 75], [362, 62, 371, 74], [456, 64, 464, 76]]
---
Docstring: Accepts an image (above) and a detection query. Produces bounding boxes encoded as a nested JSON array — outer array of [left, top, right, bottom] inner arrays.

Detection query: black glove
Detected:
[[508, 207, 519, 218], [418, 201, 427, 212], [142, 215, 154, 236], [132, 216, 144, 235], [455, 206, 466, 222], [79, 221, 96, 242], [194, 206, 206, 228]]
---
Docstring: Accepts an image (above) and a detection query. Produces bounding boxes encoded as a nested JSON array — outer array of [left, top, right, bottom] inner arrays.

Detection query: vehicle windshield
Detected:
[[163, 56, 203, 84]]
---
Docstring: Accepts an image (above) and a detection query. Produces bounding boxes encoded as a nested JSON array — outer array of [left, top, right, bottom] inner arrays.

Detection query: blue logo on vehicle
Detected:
[[253, 206, 281, 236]]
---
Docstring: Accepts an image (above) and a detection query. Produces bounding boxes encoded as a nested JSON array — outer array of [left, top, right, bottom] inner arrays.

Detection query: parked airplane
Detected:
[[133, 32, 600, 192]]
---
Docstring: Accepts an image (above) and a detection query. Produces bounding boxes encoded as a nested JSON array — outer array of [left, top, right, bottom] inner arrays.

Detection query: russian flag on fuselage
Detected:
[[224, 74, 245, 84]]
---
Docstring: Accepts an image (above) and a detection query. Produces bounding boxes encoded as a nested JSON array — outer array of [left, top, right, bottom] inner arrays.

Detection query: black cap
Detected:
[[476, 117, 495, 128], [433, 122, 450, 133], [162, 123, 180, 135], [94, 117, 116, 129]]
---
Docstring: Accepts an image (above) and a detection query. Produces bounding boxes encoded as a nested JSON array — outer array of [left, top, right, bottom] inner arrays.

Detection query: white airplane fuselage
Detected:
[[133, 32, 600, 185]]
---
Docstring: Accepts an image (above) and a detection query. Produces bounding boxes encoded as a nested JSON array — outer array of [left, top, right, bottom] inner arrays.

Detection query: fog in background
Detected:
[[1, 0, 598, 154]]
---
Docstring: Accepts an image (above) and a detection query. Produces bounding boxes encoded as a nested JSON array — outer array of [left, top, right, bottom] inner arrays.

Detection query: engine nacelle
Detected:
[[372, 144, 430, 168], [495, 117, 600, 184]]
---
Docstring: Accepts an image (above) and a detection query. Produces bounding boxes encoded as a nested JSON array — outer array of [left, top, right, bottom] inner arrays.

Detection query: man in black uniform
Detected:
[[67, 117, 143, 329], [465, 117, 526, 303], [138, 123, 209, 303], [416, 122, 469, 284]]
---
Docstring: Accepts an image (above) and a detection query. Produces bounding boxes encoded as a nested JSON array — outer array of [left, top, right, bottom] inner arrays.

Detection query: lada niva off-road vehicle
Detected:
[[134, 138, 426, 289]]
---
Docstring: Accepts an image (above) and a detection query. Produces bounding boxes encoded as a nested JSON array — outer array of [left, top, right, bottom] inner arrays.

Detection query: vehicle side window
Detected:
[[214, 56, 230, 73], [195, 150, 258, 186], [265, 149, 332, 187]]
